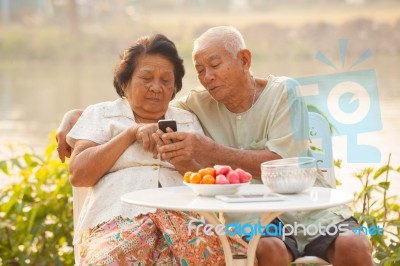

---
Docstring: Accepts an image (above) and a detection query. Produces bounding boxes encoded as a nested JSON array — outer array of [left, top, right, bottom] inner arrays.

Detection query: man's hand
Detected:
[[153, 131, 215, 166], [56, 109, 83, 162], [152, 129, 204, 173]]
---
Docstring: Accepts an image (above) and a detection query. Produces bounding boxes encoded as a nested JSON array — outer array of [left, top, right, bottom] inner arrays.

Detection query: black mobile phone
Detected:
[[158, 119, 177, 133]]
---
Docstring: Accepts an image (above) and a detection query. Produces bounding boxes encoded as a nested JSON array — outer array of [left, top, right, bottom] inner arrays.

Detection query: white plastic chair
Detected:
[[291, 112, 334, 265], [72, 112, 334, 265], [72, 187, 89, 265], [307, 112, 335, 188]]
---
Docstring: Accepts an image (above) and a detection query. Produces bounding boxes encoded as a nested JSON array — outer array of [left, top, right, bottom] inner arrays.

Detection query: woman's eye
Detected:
[[141, 77, 151, 81], [212, 64, 220, 68]]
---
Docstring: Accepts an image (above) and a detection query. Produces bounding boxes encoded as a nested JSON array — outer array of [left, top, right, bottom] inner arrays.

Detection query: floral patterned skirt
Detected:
[[78, 210, 248, 265]]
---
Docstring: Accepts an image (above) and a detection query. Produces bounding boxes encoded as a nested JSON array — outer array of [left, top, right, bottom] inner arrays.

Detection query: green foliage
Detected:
[[0, 133, 74, 265], [0, 131, 399, 265], [347, 154, 400, 265], [306, 107, 399, 264]]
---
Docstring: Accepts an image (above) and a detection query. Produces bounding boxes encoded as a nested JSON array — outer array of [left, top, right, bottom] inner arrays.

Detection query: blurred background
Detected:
[[1, 2, 399, 263], [0, 0, 399, 191]]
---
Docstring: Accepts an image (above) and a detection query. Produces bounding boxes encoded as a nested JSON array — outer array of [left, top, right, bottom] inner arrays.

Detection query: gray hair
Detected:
[[193, 26, 246, 58]]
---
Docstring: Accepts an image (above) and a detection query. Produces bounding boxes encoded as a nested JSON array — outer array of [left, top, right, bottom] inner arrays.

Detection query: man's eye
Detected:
[[141, 77, 151, 81], [212, 64, 220, 68]]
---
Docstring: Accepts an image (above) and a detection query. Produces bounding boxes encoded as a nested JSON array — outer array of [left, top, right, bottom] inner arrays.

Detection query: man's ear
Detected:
[[238, 49, 252, 70]]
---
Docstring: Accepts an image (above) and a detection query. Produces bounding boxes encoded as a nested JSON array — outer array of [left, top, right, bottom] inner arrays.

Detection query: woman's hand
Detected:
[[133, 123, 159, 157]]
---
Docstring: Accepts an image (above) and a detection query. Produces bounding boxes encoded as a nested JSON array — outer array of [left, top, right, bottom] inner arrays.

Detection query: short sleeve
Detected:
[[165, 106, 205, 136], [66, 104, 111, 148], [265, 78, 310, 158], [170, 95, 192, 112]]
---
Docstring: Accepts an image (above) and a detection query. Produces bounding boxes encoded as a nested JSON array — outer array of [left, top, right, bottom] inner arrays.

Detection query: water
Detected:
[[0, 55, 399, 195]]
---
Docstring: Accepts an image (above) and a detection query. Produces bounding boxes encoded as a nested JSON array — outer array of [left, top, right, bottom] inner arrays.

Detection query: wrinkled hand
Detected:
[[56, 131, 71, 163], [134, 123, 159, 157], [152, 129, 203, 173], [56, 110, 82, 162], [153, 131, 213, 165], [152, 128, 174, 146]]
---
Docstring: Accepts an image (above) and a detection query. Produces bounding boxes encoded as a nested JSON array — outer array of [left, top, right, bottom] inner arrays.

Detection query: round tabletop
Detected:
[[121, 185, 353, 213]]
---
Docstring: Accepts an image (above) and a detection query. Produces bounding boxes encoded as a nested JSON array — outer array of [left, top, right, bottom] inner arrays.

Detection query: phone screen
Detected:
[[158, 119, 177, 133]]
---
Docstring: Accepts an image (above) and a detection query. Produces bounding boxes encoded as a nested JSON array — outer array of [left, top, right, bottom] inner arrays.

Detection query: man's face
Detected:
[[193, 40, 245, 103]]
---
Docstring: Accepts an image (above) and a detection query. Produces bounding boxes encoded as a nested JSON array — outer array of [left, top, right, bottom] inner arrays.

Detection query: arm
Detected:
[[70, 122, 159, 187], [69, 126, 139, 187], [56, 109, 84, 162], [155, 131, 281, 179]]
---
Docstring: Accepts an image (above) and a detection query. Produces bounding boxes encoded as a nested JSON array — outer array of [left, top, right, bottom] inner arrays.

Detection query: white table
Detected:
[[121, 185, 353, 266]]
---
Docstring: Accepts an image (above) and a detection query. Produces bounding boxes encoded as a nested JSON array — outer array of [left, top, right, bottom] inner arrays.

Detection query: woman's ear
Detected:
[[238, 49, 252, 70], [121, 81, 130, 97]]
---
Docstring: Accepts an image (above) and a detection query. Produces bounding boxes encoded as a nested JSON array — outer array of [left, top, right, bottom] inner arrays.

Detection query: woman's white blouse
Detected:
[[67, 98, 204, 243]]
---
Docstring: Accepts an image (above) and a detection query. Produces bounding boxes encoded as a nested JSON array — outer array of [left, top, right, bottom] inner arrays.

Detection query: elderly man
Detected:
[[56, 26, 373, 265]]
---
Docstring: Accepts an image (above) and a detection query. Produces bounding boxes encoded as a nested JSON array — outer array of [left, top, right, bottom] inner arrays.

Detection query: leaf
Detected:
[[2, 190, 20, 215], [44, 131, 58, 161], [0, 160, 9, 175], [23, 153, 33, 166], [334, 159, 342, 169], [27, 204, 39, 233], [373, 165, 391, 180], [378, 181, 390, 190], [29, 205, 47, 241], [11, 157, 24, 169], [23, 153, 39, 168]]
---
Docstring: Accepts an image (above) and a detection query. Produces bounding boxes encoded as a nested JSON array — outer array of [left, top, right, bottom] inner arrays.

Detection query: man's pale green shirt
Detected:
[[171, 75, 352, 251]]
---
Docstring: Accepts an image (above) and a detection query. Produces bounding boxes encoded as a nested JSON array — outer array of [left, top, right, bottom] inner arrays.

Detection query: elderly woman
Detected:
[[67, 34, 246, 265]]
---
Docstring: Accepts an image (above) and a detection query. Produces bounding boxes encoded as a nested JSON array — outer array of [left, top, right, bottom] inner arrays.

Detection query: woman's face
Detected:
[[123, 54, 175, 121]]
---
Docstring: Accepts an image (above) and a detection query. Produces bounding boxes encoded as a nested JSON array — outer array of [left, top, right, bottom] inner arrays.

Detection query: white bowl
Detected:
[[261, 157, 317, 194], [183, 181, 250, 197]]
